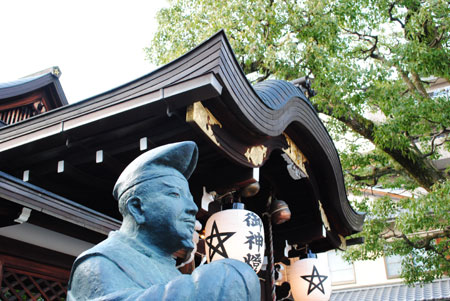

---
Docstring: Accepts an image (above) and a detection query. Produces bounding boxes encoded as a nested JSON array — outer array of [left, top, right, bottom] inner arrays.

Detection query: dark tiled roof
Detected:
[[253, 79, 312, 111], [331, 278, 450, 301]]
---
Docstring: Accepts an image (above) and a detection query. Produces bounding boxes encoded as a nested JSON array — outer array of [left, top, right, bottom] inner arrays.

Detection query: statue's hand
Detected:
[[192, 259, 260, 301], [135, 275, 195, 301]]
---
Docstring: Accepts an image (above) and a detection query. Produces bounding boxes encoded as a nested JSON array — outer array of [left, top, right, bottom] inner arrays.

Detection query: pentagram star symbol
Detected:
[[205, 221, 235, 260], [300, 265, 328, 295]]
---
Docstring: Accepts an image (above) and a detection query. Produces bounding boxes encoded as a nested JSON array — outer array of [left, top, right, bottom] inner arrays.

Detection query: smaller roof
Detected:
[[0, 66, 68, 106], [331, 278, 450, 301], [0, 171, 120, 235]]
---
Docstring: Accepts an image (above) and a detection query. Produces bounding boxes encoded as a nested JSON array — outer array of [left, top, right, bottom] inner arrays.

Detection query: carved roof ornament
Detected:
[[244, 145, 268, 166], [282, 133, 308, 177], [186, 101, 222, 146], [318, 200, 331, 232]]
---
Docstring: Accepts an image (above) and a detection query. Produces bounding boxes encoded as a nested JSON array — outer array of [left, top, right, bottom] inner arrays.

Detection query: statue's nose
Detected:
[[185, 196, 198, 216]]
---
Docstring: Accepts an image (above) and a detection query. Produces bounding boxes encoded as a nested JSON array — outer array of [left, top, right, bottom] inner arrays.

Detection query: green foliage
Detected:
[[147, 0, 450, 284], [347, 181, 450, 284]]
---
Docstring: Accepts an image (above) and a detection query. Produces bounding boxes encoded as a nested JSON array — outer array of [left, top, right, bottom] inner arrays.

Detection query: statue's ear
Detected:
[[127, 197, 145, 225]]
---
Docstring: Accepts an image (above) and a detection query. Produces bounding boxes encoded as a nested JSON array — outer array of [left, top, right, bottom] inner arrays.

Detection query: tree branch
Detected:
[[399, 229, 450, 262], [388, 2, 405, 28], [411, 72, 430, 98], [337, 31, 424, 99], [349, 166, 399, 186], [395, 66, 418, 94], [422, 130, 450, 158], [243, 60, 272, 77], [317, 104, 445, 190], [255, 72, 271, 83], [381, 226, 450, 259], [342, 28, 380, 60]]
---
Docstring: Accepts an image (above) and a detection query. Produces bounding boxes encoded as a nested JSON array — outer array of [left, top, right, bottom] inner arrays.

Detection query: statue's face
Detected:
[[138, 173, 198, 252]]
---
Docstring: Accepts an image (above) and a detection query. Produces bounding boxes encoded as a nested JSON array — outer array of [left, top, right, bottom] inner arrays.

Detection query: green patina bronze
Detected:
[[67, 141, 260, 300]]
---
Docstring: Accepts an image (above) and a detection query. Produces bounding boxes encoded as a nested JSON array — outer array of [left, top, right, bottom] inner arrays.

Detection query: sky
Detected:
[[0, 1, 168, 103]]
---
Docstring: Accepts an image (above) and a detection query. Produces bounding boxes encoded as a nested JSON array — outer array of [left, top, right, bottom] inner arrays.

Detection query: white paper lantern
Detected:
[[287, 257, 331, 301], [204, 208, 265, 272]]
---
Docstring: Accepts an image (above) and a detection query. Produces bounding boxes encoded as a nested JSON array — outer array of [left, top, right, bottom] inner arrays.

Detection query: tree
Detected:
[[146, 0, 450, 284]]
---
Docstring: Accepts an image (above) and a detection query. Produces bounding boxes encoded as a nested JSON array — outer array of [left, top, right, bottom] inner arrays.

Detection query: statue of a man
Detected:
[[67, 141, 260, 300]]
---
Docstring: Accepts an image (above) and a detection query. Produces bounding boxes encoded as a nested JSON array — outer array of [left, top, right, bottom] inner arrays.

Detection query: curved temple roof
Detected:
[[0, 31, 364, 253]]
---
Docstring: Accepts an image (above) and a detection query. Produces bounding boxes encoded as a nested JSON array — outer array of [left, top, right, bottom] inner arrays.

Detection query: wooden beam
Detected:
[[0, 91, 43, 111], [0, 236, 74, 271], [0, 253, 70, 282]]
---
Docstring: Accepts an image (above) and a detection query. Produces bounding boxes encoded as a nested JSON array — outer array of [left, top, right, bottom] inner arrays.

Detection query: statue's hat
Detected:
[[113, 141, 198, 200]]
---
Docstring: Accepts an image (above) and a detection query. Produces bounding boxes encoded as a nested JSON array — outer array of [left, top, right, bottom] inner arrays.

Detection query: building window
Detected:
[[385, 255, 402, 278], [327, 250, 355, 284]]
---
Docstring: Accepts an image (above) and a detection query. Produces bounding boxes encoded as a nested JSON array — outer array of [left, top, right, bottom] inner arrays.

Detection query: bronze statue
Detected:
[[68, 141, 260, 300]]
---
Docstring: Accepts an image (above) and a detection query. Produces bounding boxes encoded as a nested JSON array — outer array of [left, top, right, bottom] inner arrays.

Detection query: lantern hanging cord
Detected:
[[263, 195, 276, 301]]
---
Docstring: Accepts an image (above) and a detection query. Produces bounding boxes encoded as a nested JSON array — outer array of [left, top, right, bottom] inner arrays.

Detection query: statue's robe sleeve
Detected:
[[67, 255, 195, 301], [67, 233, 195, 301]]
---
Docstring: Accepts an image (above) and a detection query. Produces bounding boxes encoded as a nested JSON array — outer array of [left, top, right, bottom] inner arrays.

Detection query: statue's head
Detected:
[[113, 141, 199, 252]]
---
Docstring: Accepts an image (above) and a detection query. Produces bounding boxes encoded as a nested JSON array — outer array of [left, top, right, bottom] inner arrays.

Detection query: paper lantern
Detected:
[[204, 208, 265, 273], [287, 257, 331, 301]]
